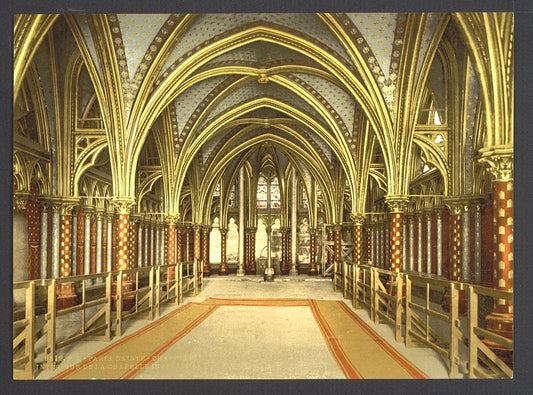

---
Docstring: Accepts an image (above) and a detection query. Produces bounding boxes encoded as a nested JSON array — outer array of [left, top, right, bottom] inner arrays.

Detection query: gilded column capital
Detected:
[[478, 147, 513, 181], [110, 196, 136, 214], [308, 227, 317, 235], [95, 209, 106, 221], [384, 195, 410, 213], [39, 197, 52, 212], [350, 213, 366, 226], [164, 213, 180, 226], [192, 223, 202, 232], [14, 191, 31, 212], [219, 227, 228, 235], [443, 197, 464, 215]]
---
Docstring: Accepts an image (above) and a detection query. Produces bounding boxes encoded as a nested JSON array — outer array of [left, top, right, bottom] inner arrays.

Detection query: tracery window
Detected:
[[302, 185, 309, 209], [270, 177, 280, 208], [257, 176, 268, 208]]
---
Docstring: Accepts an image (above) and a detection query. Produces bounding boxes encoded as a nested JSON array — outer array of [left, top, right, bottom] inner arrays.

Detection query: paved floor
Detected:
[[36, 274, 454, 379]]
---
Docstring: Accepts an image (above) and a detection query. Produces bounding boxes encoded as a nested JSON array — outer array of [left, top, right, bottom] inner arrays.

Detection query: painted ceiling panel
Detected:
[[292, 72, 355, 134], [74, 15, 101, 79], [417, 13, 441, 78], [173, 75, 227, 133], [204, 41, 320, 67], [158, 13, 352, 80], [346, 13, 397, 78], [116, 14, 170, 81], [198, 79, 325, 133]]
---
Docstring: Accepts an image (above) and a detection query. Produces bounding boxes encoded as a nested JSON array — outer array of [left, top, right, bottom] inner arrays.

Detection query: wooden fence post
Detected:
[[405, 275, 412, 348], [395, 274, 403, 343], [44, 279, 56, 370], [116, 272, 123, 337], [467, 284, 477, 379], [105, 272, 112, 341], [25, 281, 35, 378], [449, 282, 460, 378]]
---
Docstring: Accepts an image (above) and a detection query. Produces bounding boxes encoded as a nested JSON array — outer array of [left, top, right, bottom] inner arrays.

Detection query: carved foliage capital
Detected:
[[385, 195, 409, 213], [164, 213, 180, 226], [110, 196, 136, 214], [350, 213, 366, 226], [479, 149, 513, 181], [14, 191, 31, 212]]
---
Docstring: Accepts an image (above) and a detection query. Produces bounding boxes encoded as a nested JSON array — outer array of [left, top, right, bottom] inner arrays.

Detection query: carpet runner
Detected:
[[51, 298, 426, 379]]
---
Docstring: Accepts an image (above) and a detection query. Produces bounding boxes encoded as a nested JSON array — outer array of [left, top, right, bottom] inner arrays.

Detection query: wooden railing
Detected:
[[13, 262, 203, 378], [405, 274, 462, 378], [467, 284, 513, 378], [13, 281, 36, 379], [339, 262, 513, 379]]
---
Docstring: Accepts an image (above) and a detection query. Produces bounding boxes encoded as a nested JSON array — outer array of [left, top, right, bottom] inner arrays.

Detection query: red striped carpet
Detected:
[[51, 298, 426, 379]]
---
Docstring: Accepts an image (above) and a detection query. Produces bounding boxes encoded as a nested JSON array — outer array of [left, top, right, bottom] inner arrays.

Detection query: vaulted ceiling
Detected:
[[13, 12, 513, 222]]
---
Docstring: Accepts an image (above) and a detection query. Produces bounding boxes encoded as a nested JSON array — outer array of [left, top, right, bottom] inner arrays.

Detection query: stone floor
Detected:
[[35, 274, 455, 379]]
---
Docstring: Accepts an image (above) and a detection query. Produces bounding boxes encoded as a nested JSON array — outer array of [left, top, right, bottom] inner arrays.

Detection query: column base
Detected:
[[482, 312, 513, 367], [218, 266, 229, 275], [111, 280, 135, 312], [280, 267, 290, 275], [56, 282, 77, 311], [203, 265, 211, 277], [307, 268, 319, 276], [289, 267, 299, 276], [236, 265, 245, 276]]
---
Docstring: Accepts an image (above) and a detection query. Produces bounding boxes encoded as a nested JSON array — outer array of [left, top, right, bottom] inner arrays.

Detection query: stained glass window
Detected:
[[270, 177, 280, 208], [257, 176, 268, 208], [302, 186, 309, 208], [214, 182, 220, 197]]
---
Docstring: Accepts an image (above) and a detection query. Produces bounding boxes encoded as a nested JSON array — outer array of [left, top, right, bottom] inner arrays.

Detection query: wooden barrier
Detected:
[[14, 262, 204, 377], [13, 281, 36, 378], [154, 264, 179, 318], [44, 272, 112, 370], [340, 263, 514, 378], [405, 275, 462, 378], [467, 284, 513, 378]]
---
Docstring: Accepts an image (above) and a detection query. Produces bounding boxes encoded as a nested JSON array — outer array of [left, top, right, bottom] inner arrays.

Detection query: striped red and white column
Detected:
[[385, 196, 409, 273], [350, 213, 365, 267], [110, 197, 136, 271], [202, 226, 211, 276], [164, 214, 179, 279], [219, 227, 228, 275], [308, 227, 318, 275]]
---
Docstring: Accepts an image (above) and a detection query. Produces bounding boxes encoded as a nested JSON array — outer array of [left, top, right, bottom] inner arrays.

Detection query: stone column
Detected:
[[219, 227, 228, 275], [408, 213, 415, 272], [416, 212, 423, 273], [51, 201, 61, 279], [106, 211, 113, 272], [308, 228, 318, 275], [370, 221, 376, 265], [75, 207, 84, 276], [202, 226, 211, 276], [244, 228, 251, 274], [249, 227, 257, 274], [176, 227, 183, 264], [193, 224, 202, 264], [425, 211, 432, 275], [480, 152, 513, 360], [280, 228, 289, 275], [56, 199, 78, 310], [110, 197, 136, 271], [83, 208, 92, 275], [385, 196, 409, 273], [473, 200, 483, 284], [290, 174, 298, 276], [444, 200, 463, 282], [150, 221, 155, 266], [90, 209, 97, 273], [101, 211, 107, 273], [39, 200, 51, 279], [129, 215, 139, 269], [237, 166, 245, 276], [366, 223, 372, 264], [350, 213, 365, 266], [137, 219, 143, 267], [165, 214, 179, 279], [461, 202, 471, 283], [95, 210, 104, 273], [436, 210, 443, 277]]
